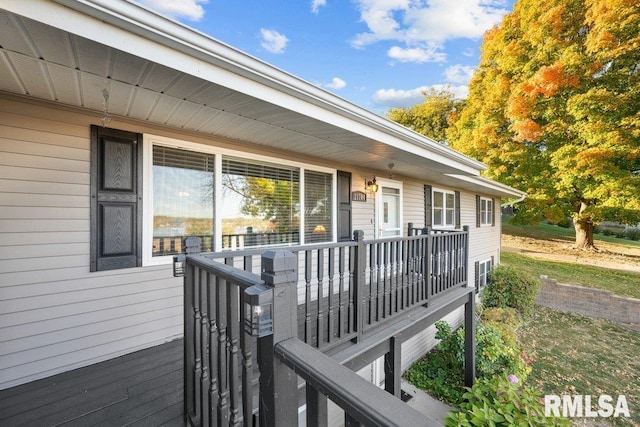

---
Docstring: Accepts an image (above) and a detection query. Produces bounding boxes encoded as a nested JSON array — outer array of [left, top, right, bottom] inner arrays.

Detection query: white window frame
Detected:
[[142, 134, 337, 266], [432, 188, 456, 228], [480, 197, 493, 226], [478, 259, 493, 289]]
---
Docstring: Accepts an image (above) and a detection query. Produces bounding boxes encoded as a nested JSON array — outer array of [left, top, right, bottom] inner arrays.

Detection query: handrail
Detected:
[[275, 337, 441, 427], [186, 253, 263, 290]]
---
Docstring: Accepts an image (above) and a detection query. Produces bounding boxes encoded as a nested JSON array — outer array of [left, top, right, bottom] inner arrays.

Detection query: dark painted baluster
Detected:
[[305, 250, 313, 345], [200, 272, 210, 427], [327, 247, 335, 344], [338, 247, 346, 337], [376, 242, 383, 321], [347, 244, 356, 335], [353, 230, 365, 342], [193, 268, 202, 422], [207, 272, 219, 427], [383, 241, 390, 317], [400, 239, 408, 309], [368, 243, 376, 324], [184, 262, 195, 423], [239, 293, 253, 427], [244, 255, 252, 273], [228, 283, 241, 426], [216, 276, 229, 425], [316, 249, 325, 348]]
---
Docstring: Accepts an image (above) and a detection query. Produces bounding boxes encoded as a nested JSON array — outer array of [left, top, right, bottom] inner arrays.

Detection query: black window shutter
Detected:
[[90, 125, 143, 271], [454, 191, 461, 229], [337, 170, 352, 241], [476, 195, 481, 228], [424, 185, 432, 227], [492, 198, 497, 226]]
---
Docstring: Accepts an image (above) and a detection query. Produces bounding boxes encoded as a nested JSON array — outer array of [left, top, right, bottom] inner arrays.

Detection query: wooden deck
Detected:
[[0, 339, 185, 427]]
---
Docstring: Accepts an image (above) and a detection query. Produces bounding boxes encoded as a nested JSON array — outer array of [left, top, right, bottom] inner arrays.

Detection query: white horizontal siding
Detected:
[[0, 96, 183, 390], [0, 93, 504, 391], [401, 307, 464, 372]]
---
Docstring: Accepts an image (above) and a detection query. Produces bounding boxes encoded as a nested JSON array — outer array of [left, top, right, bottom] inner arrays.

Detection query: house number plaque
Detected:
[[351, 191, 367, 202]]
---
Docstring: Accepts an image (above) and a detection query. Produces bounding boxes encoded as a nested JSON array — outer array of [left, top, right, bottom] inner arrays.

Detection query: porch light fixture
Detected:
[[244, 284, 274, 337], [366, 176, 379, 193]]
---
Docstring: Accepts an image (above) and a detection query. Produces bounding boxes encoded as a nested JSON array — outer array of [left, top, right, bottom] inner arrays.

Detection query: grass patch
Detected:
[[501, 252, 640, 300], [518, 306, 640, 426], [502, 217, 640, 249]]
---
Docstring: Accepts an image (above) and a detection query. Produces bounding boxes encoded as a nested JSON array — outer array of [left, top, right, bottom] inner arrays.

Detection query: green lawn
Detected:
[[518, 306, 640, 426], [502, 218, 640, 249], [501, 252, 640, 300]]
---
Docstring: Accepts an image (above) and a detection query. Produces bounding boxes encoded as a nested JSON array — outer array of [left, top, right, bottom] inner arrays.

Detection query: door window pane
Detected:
[[152, 146, 214, 255]]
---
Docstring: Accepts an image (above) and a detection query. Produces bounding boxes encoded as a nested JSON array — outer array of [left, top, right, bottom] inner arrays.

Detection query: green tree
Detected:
[[387, 87, 463, 144], [448, 0, 640, 249]]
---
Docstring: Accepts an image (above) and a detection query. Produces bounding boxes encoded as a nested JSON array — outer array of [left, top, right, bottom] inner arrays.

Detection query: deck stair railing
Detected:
[[179, 227, 472, 426]]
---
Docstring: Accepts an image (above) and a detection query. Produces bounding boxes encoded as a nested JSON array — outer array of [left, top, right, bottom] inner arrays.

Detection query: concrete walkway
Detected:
[[403, 379, 455, 425]]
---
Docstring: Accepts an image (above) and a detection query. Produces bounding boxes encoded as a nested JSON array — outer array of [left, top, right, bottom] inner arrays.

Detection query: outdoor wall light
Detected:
[[366, 176, 379, 193], [244, 284, 274, 337]]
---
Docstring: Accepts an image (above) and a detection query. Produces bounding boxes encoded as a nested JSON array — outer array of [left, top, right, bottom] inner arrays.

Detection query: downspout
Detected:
[[501, 193, 525, 208]]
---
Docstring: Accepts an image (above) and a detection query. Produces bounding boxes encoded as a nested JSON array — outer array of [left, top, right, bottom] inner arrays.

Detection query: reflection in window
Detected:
[[305, 170, 333, 243], [152, 146, 214, 255], [222, 157, 300, 249]]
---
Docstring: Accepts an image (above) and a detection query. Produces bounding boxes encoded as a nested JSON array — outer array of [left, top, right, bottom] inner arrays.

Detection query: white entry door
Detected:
[[376, 181, 402, 238]]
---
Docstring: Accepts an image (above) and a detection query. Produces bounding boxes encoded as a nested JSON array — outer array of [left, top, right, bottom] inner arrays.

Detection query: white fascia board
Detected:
[[444, 174, 525, 199], [3, 0, 485, 176]]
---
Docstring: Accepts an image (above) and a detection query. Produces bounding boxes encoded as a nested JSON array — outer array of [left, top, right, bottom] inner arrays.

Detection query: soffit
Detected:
[[0, 8, 478, 187]]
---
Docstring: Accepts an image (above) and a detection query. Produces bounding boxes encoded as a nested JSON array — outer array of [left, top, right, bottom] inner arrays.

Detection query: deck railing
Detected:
[[180, 227, 471, 426]]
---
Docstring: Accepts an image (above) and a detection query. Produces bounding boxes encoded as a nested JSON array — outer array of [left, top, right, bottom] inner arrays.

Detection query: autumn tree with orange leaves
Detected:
[[448, 0, 640, 250]]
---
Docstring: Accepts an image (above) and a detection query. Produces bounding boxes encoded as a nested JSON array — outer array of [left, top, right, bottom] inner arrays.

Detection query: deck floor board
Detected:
[[0, 339, 186, 427]]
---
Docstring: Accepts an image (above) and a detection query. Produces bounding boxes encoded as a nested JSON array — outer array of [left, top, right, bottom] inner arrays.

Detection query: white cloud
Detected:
[[351, 0, 508, 60], [372, 84, 468, 108], [324, 77, 347, 89], [444, 64, 475, 84], [387, 45, 446, 63], [462, 47, 475, 57], [260, 29, 289, 54], [138, 0, 208, 21], [311, 0, 327, 13]]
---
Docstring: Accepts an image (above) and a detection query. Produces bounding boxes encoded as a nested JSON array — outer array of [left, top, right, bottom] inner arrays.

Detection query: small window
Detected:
[[478, 259, 493, 289], [480, 198, 494, 226], [433, 189, 456, 227]]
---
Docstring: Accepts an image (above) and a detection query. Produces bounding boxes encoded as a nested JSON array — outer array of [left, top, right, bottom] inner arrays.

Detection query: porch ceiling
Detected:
[[0, 3, 523, 198]]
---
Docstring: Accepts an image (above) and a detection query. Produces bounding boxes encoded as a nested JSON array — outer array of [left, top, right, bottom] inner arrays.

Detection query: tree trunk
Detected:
[[574, 201, 596, 250]]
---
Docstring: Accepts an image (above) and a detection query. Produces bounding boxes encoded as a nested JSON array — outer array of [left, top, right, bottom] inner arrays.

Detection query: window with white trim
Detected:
[[433, 189, 456, 227], [144, 135, 335, 263], [478, 259, 492, 289], [480, 198, 494, 226]]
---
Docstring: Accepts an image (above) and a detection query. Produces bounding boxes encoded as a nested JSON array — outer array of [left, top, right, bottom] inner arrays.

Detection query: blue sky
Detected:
[[138, 0, 515, 114]]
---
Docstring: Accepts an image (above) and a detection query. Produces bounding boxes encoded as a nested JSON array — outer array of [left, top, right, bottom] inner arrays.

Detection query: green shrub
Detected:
[[445, 375, 569, 427], [405, 320, 530, 406], [555, 217, 572, 228], [625, 228, 640, 241], [482, 266, 539, 317]]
